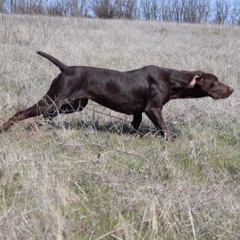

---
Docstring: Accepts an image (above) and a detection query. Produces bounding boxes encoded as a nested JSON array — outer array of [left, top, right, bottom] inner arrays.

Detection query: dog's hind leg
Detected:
[[130, 113, 142, 133], [0, 97, 64, 133], [43, 99, 88, 122]]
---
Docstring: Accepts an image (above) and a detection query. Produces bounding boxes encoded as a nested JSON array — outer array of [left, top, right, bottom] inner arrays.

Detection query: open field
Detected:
[[0, 14, 240, 239]]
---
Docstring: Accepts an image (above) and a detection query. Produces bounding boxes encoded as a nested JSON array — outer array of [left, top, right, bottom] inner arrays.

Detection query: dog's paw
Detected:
[[164, 132, 177, 142]]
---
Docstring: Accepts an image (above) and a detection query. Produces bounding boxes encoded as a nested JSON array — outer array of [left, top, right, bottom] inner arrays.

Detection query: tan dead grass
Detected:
[[0, 13, 239, 239]]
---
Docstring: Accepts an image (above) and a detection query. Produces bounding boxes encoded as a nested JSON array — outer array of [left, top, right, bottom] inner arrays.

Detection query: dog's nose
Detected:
[[229, 87, 234, 94]]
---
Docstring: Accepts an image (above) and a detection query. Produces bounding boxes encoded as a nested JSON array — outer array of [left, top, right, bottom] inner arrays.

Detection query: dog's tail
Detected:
[[37, 51, 68, 72]]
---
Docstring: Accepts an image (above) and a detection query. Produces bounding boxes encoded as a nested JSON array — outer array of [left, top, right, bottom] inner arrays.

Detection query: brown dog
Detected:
[[0, 51, 234, 140]]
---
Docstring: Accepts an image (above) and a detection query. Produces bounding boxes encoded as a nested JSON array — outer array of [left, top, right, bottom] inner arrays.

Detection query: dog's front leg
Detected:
[[145, 107, 174, 141]]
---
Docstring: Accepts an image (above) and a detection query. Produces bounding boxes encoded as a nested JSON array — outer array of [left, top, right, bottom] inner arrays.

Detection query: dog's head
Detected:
[[188, 72, 234, 99]]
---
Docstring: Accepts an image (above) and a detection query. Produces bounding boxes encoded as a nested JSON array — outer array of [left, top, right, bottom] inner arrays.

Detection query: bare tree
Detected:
[[28, 0, 45, 14], [46, 0, 69, 15], [0, 0, 236, 25], [122, 0, 138, 19], [0, 0, 6, 12], [214, 0, 231, 23], [159, 0, 210, 23], [68, 0, 88, 16], [187, 0, 201, 22], [112, 0, 124, 18], [197, 0, 210, 23], [5, 0, 44, 14], [140, 0, 159, 20], [92, 0, 115, 18], [159, 0, 177, 22], [231, 0, 240, 24]]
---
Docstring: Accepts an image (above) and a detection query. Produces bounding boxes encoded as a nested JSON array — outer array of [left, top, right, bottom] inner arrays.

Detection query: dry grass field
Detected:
[[0, 14, 239, 239]]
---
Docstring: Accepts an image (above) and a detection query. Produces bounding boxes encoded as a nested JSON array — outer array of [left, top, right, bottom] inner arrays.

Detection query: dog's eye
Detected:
[[210, 82, 216, 88]]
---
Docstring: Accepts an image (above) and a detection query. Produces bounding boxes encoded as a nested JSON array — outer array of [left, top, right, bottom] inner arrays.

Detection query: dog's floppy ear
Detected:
[[188, 75, 203, 88]]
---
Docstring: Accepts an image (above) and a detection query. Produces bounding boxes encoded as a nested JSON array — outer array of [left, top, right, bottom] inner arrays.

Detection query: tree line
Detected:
[[0, 0, 239, 24]]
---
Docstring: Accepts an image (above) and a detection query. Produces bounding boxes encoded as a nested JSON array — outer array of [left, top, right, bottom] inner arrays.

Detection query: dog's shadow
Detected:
[[63, 119, 151, 135], [44, 119, 183, 137]]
